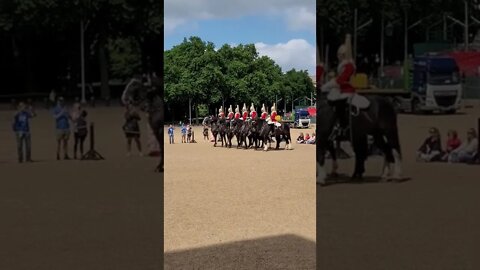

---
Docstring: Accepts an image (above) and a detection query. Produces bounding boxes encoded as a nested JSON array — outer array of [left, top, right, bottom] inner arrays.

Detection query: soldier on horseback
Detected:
[[234, 105, 241, 120], [218, 106, 225, 119], [242, 103, 248, 121], [250, 103, 257, 119], [260, 104, 268, 120], [227, 105, 234, 120], [320, 34, 369, 138]]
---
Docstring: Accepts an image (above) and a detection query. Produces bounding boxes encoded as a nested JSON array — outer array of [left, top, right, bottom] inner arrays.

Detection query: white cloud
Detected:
[[255, 39, 315, 75], [165, 0, 315, 34]]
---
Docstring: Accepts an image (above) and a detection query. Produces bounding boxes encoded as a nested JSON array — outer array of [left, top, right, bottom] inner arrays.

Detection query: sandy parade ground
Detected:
[[1, 102, 480, 269]]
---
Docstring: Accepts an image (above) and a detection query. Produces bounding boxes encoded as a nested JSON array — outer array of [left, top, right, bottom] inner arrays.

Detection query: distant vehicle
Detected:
[[358, 54, 462, 114], [294, 108, 310, 128]]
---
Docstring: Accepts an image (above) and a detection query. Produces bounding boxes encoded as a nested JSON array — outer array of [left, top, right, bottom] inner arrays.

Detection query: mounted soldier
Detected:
[[268, 103, 281, 127], [250, 103, 257, 119], [260, 104, 268, 120], [234, 105, 241, 120], [242, 103, 248, 121], [227, 105, 234, 120], [218, 106, 225, 119], [320, 33, 369, 138]]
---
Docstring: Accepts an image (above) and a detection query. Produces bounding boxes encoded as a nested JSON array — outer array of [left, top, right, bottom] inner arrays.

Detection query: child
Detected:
[[448, 128, 478, 163], [71, 103, 88, 159], [203, 125, 209, 141], [168, 124, 175, 144], [123, 104, 142, 156], [417, 127, 443, 162], [186, 125, 192, 143], [181, 124, 187, 143], [12, 102, 36, 163]]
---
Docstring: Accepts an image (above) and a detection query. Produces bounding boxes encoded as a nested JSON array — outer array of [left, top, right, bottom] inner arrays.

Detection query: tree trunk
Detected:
[[98, 35, 110, 99]]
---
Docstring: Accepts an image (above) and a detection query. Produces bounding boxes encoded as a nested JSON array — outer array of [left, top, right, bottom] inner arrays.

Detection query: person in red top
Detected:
[[227, 105, 234, 120], [260, 104, 268, 120], [234, 105, 241, 120], [250, 103, 257, 119], [242, 103, 248, 120], [442, 129, 462, 161]]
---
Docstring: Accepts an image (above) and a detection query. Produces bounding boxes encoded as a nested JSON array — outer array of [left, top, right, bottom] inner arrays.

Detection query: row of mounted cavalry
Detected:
[[204, 116, 293, 151]]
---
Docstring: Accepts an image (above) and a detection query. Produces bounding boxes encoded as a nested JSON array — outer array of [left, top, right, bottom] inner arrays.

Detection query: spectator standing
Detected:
[[12, 102, 36, 163], [123, 104, 143, 157], [168, 124, 175, 144], [181, 124, 187, 143], [71, 102, 88, 159], [52, 97, 71, 160]]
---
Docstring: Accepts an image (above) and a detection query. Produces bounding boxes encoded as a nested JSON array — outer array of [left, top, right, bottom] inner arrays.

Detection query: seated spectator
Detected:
[[304, 133, 311, 142], [306, 132, 316, 144], [416, 127, 443, 162], [442, 129, 461, 161], [296, 132, 305, 144], [448, 128, 478, 163]]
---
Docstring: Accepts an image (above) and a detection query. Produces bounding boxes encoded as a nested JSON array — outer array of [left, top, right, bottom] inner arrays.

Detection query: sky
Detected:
[[164, 0, 316, 75]]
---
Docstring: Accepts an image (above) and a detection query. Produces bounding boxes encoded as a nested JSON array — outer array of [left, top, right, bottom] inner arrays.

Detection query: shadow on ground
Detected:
[[164, 234, 315, 270], [321, 173, 412, 186]]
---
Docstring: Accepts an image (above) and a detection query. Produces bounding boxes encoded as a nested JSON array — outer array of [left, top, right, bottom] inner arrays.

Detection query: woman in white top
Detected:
[[448, 128, 478, 163]]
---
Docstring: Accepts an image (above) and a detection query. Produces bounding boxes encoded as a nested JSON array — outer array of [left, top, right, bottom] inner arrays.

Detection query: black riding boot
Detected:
[[335, 100, 348, 138]]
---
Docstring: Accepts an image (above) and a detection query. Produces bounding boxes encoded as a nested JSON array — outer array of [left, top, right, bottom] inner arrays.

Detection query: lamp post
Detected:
[[80, 20, 86, 104]]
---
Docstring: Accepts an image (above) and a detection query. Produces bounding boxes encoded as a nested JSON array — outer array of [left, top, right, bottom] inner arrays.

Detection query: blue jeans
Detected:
[[169, 135, 174, 144], [449, 151, 475, 163], [16, 132, 31, 161]]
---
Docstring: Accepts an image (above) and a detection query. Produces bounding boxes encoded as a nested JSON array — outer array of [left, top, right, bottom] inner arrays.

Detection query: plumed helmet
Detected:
[[261, 103, 265, 112], [338, 34, 353, 61], [228, 105, 233, 113], [242, 103, 247, 112], [271, 103, 276, 112], [250, 103, 255, 112], [219, 106, 223, 113], [235, 105, 240, 113]]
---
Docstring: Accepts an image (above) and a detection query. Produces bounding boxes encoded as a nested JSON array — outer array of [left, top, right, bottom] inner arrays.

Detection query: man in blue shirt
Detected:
[[181, 124, 187, 143], [52, 97, 71, 160], [168, 124, 174, 144], [12, 102, 36, 163]]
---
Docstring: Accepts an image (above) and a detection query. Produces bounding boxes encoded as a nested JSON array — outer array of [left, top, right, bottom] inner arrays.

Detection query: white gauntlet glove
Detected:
[[321, 79, 338, 93]]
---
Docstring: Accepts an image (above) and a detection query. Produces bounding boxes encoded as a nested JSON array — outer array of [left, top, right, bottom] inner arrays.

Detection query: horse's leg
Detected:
[[373, 133, 394, 180], [327, 141, 338, 177], [317, 141, 328, 185], [385, 129, 403, 180], [275, 133, 280, 150], [351, 134, 368, 180]]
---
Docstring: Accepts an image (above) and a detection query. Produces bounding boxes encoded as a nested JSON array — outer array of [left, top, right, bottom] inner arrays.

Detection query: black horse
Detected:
[[254, 118, 273, 151], [272, 122, 293, 150], [225, 119, 236, 148], [238, 119, 252, 149], [121, 74, 163, 172], [217, 118, 228, 147], [316, 95, 402, 185]]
